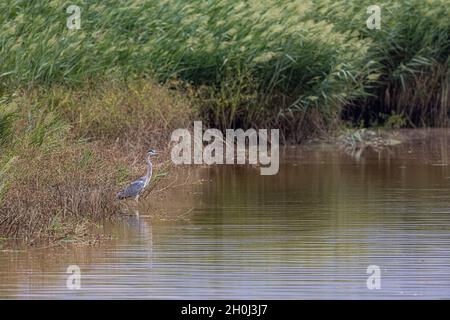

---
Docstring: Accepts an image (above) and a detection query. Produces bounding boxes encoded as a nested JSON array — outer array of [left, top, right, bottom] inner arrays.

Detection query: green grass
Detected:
[[0, 0, 369, 134], [311, 0, 450, 126], [1, 0, 448, 133]]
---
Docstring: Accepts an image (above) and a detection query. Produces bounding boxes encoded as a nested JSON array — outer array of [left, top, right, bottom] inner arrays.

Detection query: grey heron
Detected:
[[117, 149, 158, 202]]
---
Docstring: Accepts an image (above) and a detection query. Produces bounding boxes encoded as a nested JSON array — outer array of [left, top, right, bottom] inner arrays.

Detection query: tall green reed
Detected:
[[0, 0, 448, 134]]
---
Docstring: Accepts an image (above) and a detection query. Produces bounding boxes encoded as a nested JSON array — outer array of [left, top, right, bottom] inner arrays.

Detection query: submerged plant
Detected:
[[337, 128, 402, 160]]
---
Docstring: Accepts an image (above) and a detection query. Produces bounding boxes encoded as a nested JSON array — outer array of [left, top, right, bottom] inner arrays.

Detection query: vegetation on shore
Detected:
[[0, 0, 448, 243], [0, 81, 194, 244]]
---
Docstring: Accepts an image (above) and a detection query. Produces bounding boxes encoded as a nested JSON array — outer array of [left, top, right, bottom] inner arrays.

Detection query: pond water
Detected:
[[1, 129, 450, 299]]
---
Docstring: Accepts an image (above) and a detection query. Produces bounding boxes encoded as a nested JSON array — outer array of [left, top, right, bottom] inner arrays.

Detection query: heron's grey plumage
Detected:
[[117, 179, 146, 199], [117, 149, 157, 201]]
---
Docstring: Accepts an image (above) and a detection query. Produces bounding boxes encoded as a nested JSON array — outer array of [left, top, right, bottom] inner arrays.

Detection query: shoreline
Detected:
[[0, 80, 195, 246], [0, 124, 431, 249]]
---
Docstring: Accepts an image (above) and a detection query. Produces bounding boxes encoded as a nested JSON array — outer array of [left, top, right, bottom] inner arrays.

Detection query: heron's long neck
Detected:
[[145, 156, 153, 185]]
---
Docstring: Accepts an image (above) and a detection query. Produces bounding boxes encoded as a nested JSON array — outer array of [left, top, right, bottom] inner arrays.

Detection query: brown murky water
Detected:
[[1, 129, 450, 299]]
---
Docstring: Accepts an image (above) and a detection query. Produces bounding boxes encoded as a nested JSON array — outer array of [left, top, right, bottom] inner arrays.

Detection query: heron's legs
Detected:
[[134, 195, 140, 217]]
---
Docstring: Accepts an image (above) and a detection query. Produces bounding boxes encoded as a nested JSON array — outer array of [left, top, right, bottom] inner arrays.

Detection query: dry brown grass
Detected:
[[0, 79, 195, 245], [383, 64, 450, 127], [0, 144, 119, 243]]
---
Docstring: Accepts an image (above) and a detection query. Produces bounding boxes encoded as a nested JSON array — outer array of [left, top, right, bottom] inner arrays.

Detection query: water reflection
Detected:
[[1, 129, 450, 299]]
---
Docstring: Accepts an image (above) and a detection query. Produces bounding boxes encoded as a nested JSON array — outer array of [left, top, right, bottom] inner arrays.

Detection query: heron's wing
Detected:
[[117, 179, 145, 199]]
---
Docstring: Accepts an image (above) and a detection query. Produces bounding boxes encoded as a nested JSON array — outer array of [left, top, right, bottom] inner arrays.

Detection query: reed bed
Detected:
[[1, 0, 448, 131], [312, 0, 450, 126]]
